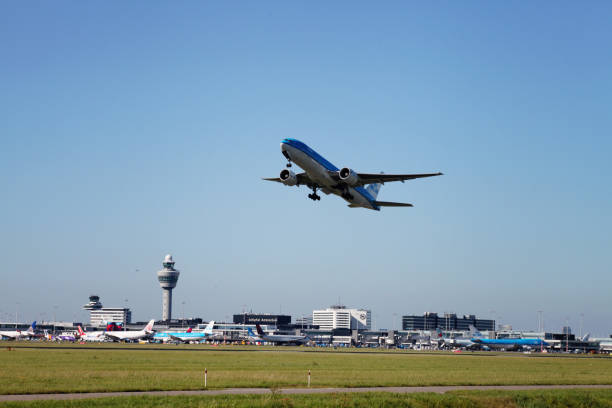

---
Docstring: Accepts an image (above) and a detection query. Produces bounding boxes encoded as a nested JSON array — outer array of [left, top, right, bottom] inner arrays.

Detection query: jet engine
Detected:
[[338, 167, 360, 186], [279, 169, 298, 186]]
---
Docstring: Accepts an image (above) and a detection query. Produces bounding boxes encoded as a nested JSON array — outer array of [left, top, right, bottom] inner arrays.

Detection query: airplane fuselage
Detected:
[[472, 338, 548, 350], [154, 332, 207, 343], [281, 139, 379, 210], [0, 331, 28, 340]]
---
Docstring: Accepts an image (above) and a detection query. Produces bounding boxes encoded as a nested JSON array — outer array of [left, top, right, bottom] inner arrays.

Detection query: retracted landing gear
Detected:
[[308, 185, 321, 201]]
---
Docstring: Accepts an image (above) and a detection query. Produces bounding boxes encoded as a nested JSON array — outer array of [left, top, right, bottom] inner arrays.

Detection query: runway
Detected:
[[2, 385, 612, 401]]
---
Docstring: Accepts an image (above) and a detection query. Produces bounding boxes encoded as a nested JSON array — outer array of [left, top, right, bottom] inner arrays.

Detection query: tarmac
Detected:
[[2, 385, 612, 401]]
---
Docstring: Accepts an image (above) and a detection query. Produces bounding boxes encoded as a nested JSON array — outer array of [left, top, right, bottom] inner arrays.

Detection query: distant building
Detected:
[[82, 295, 102, 311], [313, 305, 371, 330], [295, 316, 313, 327], [89, 308, 131, 327], [82, 295, 131, 326], [402, 312, 494, 331]]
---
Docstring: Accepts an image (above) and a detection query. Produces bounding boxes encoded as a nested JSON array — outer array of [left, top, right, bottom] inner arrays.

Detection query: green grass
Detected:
[[3, 390, 612, 408], [1, 342, 611, 395]]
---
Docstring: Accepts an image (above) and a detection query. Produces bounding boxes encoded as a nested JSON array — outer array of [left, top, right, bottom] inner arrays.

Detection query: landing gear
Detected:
[[341, 187, 354, 200], [283, 151, 292, 167], [308, 185, 321, 201]]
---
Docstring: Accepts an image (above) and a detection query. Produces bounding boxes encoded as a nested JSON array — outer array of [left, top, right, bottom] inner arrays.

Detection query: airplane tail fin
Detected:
[[203, 321, 215, 335], [27, 321, 36, 334], [468, 325, 482, 338], [186, 327, 193, 333], [365, 181, 382, 200], [77, 326, 86, 336], [581, 333, 591, 342], [247, 327, 258, 338], [144, 319, 155, 333], [256, 324, 265, 336]]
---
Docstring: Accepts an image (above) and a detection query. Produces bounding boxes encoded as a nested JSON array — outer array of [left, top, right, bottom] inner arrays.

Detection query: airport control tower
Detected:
[[157, 254, 180, 321]]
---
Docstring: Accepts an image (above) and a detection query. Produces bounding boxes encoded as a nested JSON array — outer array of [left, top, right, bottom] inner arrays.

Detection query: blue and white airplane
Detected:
[[471, 337, 549, 351], [153, 321, 215, 343], [263, 139, 442, 210]]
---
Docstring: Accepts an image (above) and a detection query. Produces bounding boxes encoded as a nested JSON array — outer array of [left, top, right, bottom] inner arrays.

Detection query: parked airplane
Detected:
[[55, 332, 77, 342], [153, 321, 215, 343], [0, 321, 37, 340], [462, 325, 549, 351], [104, 320, 155, 342], [436, 327, 479, 349], [247, 325, 310, 345], [77, 326, 106, 342], [263, 138, 442, 210], [471, 337, 549, 351]]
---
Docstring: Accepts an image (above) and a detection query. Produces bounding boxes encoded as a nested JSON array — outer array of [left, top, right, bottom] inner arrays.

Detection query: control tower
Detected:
[[157, 254, 180, 321]]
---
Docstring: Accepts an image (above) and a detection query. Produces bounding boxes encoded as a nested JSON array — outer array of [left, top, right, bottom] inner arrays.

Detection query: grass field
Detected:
[[3, 390, 612, 408], [1, 342, 612, 395]]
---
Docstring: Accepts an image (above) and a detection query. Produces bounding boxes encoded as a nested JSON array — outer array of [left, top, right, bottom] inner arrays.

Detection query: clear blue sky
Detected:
[[1, 1, 611, 335]]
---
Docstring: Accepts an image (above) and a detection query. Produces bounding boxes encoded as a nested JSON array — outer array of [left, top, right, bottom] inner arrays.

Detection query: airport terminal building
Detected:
[[402, 312, 494, 331], [82, 295, 131, 326], [233, 313, 291, 328], [313, 305, 371, 330]]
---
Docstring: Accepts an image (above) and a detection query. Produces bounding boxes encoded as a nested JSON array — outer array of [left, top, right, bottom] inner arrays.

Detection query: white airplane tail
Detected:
[[468, 325, 482, 338], [144, 319, 155, 333], [203, 321, 215, 335], [26, 321, 37, 335]]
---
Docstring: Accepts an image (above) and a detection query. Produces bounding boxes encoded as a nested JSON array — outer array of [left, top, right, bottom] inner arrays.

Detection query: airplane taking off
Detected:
[[104, 320, 155, 342], [0, 321, 36, 340], [263, 139, 442, 210], [248, 324, 310, 345]]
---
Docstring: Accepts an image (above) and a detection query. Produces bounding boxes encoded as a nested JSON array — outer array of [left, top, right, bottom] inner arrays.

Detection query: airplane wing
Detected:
[[357, 172, 443, 184], [373, 201, 413, 207], [104, 333, 121, 341], [328, 171, 443, 186], [262, 172, 313, 185], [168, 334, 187, 343]]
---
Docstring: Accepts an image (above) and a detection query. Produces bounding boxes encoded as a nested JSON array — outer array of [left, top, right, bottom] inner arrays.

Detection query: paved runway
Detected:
[[2, 384, 612, 401]]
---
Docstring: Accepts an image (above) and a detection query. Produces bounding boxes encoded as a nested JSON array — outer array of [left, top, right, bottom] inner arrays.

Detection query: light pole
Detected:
[[53, 305, 58, 334], [565, 317, 570, 352], [182, 301, 186, 328]]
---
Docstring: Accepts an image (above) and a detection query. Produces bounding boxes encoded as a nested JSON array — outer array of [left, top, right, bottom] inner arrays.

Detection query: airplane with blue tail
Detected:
[[263, 139, 442, 210], [471, 337, 549, 351], [464, 325, 549, 350], [153, 321, 215, 343]]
